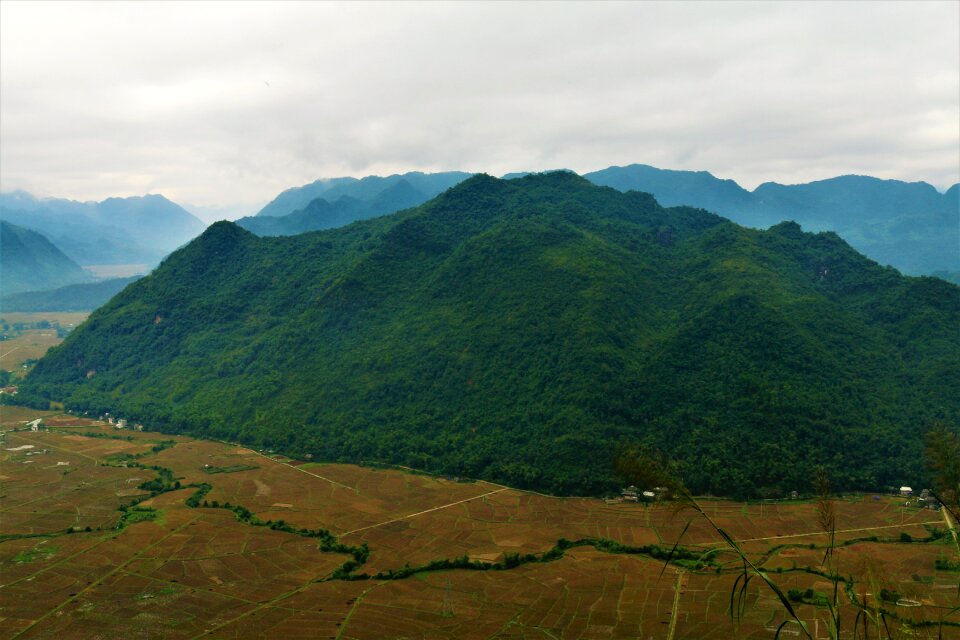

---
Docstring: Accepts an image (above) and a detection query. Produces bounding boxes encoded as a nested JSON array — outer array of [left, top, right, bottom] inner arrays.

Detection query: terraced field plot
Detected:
[[1, 408, 956, 639]]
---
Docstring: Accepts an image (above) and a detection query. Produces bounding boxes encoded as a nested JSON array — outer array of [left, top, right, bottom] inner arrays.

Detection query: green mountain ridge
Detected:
[[0, 221, 95, 295], [18, 173, 960, 497]]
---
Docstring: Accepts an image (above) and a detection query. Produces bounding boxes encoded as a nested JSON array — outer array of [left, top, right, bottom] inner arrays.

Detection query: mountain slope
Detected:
[[0, 221, 94, 295], [19, 173, 959, 496], [0, 191, 206, 265]]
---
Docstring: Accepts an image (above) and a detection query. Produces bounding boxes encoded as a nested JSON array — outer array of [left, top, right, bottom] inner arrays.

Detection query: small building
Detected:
[[134, 423, 144, 432], [899, 486, 913, 497], [27, 418, 42, 432], [116, 419, 128, 430]]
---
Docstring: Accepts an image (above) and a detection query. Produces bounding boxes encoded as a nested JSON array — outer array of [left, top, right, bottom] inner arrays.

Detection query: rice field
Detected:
[[1, 409, 956, 639]]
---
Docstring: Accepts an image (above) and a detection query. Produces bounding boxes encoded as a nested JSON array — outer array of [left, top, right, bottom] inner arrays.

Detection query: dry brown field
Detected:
[[1, 408, 957, 639]]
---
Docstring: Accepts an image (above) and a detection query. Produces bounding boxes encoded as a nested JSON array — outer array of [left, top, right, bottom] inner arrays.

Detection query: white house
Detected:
[[899, 486, 913, 496]]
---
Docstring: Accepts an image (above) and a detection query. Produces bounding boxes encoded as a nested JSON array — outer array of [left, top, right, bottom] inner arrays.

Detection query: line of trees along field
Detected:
[[15, 172, 960, 497]]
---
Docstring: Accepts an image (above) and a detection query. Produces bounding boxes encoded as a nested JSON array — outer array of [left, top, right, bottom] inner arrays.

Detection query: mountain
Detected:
[[19, 173, 959, 497], [585, 164, 759, 222], [0, 221, 95, 295], [254, 171, 473, 219], [236, 179, 436, 237], [254, 177, 360, 219], [751, 176, 958, 275], [0, 276, 141, 312], [236, 196, 367, 236], [0, 191, 207, 265], [932, 270, 960, 285], [584, 165, 959, 275]]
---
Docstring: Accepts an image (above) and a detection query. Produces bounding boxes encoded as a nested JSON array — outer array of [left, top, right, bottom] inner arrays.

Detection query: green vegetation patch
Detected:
[[13, 544, 58, 564], [201, 463, 259, 474]]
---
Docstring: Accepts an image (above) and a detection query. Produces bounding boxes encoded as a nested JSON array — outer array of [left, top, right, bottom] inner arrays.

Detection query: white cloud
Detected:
[[1, 0, 957, 209]]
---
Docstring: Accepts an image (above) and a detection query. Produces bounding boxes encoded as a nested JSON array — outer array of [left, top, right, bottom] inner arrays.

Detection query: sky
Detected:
[[1, 1, 958, 220]]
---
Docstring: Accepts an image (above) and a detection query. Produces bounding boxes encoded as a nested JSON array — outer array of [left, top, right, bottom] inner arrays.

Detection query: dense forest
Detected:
[[18, 173, 960, 497]]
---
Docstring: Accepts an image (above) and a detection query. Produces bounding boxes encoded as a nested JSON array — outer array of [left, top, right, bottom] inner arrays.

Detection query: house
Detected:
[[116, 419, 127, 429], [27, 419, 42, 432], [135, 423, 144, 432], [899, 486, 913, 497]]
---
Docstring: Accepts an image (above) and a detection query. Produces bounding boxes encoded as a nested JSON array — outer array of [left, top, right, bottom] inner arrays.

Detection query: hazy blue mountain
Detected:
[[21, 173, 959, 497], [0, 221, 94, 295], [0, 191, 206, 265], [254, 177, 359, 219], [586, 164, 759, 222], [584, 165, 959, 275], [932, 270, 960, 285], [236, 196, 367, 236], [0, 276, 141, 312], [255, 171, 472, 218], [239, 178, 450, 237]]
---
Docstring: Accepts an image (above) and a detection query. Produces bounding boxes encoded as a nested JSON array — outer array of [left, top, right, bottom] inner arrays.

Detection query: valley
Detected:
[[1, 408, 956, 639], [0, 314, 87, 373]]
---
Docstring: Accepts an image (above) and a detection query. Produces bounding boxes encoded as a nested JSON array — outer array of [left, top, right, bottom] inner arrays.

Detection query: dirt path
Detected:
[[341, 487, 509, 536], [242, 447, 360, 493], [704, 520, 943, 546]]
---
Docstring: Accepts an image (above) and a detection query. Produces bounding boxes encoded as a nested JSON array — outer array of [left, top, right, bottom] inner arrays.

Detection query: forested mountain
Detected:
[[0, 221, 94, 295], [585, 164, 959, 275], [20, 173, 959, 497], [254, 171, 473, 219], [0, 276, 141, 312], [0, 191, 206, 265]]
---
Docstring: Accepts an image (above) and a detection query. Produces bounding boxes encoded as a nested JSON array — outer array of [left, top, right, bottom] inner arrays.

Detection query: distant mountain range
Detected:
[[0, 276, 141, 312], [254, 171, 473, 219], [21, 173, 959, 497], [0, 221, 95, 296], [584, 165, 959, 276], [238, 165, 958, 277], [0, 191, 206, 266]]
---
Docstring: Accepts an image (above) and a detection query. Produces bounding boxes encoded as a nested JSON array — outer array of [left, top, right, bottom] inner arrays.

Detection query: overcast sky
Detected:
[[1, 1, 958, 219]]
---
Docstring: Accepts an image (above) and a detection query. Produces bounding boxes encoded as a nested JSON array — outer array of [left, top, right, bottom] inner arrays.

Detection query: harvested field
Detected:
[[1, 407, 957, 639]]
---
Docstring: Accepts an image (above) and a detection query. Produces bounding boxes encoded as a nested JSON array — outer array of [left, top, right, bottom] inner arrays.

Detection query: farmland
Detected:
[[0, 408, 957, 639], [0, 313, 89, 372]]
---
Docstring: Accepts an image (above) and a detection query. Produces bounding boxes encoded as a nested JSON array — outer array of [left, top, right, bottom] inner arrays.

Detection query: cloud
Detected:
[[1, 1, 957, 209]]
